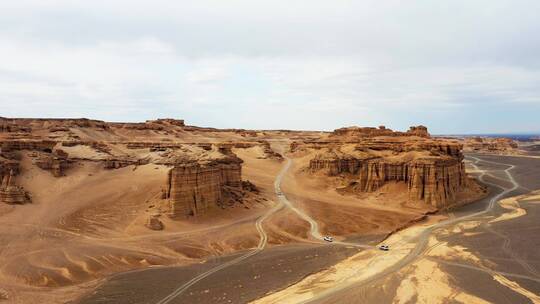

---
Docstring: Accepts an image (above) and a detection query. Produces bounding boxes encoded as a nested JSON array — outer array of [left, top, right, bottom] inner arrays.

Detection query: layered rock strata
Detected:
[[332, 125, 429, 138], [0, 170, 30, 204], [165, 157, 243, 217], [463, 137, 520, 155], [1, 140, 56, 152], [34, 150, 72, 177], [311, 157, 464, 208], [306, 126, 467, 208]]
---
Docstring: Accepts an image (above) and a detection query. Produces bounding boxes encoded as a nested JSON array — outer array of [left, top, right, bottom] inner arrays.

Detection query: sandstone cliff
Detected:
[[310, 154, 465, 208], [1, 147, 30, 204], [165, 156, 243, 217], [331, 125, 429, 138], [305, 126, 467, 208], [463, 137, 521, 155], [0, 170, 30, 204], [34, 149, 72, 177]]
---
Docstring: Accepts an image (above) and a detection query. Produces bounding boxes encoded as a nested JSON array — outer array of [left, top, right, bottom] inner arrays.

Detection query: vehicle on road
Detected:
[[323, 236, 334, 242], [379, 245, 389, 251]]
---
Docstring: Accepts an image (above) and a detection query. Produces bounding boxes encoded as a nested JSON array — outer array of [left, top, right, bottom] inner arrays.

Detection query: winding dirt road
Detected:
[[276, 155, 373, 249], [274, 156, 322, 240]]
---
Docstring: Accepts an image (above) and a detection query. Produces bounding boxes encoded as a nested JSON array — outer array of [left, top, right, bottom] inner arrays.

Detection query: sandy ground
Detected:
[[0, 147, 282, 303]]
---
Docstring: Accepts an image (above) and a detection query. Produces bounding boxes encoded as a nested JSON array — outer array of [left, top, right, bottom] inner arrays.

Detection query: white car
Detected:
[[323, 236, 334, 242], [379, 245, 389, 251]]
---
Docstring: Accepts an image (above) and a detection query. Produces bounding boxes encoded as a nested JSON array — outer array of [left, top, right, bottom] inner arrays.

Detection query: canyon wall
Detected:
[[309, 157, 465, 208], [165, 158, 243, 217], [463, 137, 521, 155], [331, 125, 429, 138], [34, 150, 72, 177], [0, 170, 30, 204], [306, 126, 468, 209]]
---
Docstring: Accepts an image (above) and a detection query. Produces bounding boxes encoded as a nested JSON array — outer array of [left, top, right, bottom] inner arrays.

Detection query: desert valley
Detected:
[[1, 117, 539, 303], [3, 1, 540, 303]]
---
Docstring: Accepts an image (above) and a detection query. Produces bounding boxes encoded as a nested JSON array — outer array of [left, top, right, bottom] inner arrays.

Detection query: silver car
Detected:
[[323, 236, 334, 242], [379, 245, 389, 251]]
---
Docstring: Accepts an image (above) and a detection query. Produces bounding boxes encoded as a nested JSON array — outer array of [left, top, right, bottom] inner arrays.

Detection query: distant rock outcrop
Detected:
[[463, 137, 520, 155], [331, 125, 430, 138], [407, 125, 429, 137], [0, 170, 31, 204], [0, 156, 30, 205], [1, 139, 56, 153], [145, 214, 164, 230], [34, 149, 72, 177]]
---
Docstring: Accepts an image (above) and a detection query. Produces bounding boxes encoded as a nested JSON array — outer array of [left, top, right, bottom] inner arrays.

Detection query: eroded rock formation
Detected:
[[331, 125, 429, 138], [305, 126, 467, 208], [0, 170, 31, 204], [145, 214, 164, 230], [1, 139, 56, 153], [260, 141, 283, 160], [165, 157, 243, 217], [34, 150, 72, 177], [1, 152, 30, 204], [0, 117, 277, 215], [463, 137, 521, 155]]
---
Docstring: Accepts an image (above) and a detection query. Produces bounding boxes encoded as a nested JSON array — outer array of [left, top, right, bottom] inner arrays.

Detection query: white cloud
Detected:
[[186, 66, 229, 84], [0, 0, 539, 133]]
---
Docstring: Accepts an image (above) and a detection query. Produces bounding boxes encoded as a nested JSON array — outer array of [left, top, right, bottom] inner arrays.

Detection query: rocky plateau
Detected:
[[462, 136, 522, 155], [293, 125, 477, 209]]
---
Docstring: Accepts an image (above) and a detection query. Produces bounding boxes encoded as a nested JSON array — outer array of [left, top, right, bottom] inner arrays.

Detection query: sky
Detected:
[[1, 0, 540, 134]]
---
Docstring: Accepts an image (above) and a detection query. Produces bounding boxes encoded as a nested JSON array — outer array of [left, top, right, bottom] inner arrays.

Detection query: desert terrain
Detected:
[[1, 118, 539, 303]]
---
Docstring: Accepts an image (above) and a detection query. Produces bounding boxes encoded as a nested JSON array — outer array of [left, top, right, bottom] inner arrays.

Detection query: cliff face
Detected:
[[34, 150, 72, 177], [165, 159, 243, 217], [0, 170, 30, 204], [309, 157, 465, 208], [463, 137, 521, 155], [1, 140, 56, 152], [1, 150, 29, 204], [331, 125, 429, 138], [407, 159, 466, 207], [306, 126, 467, 209]]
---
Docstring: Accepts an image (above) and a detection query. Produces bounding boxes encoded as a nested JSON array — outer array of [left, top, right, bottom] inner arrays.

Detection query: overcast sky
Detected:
[[1, 0, 539, 134]]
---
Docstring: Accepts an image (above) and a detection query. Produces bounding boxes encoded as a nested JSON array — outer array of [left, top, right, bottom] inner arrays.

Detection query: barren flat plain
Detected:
[[0, 118, 539, 304]]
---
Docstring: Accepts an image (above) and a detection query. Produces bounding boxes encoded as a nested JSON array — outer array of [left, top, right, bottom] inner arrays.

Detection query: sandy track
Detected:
[[277, 155, 373, 249], [274, 156, 321, 238]]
